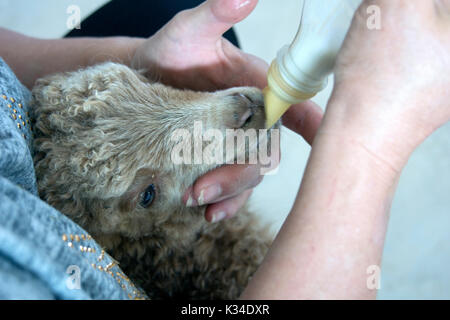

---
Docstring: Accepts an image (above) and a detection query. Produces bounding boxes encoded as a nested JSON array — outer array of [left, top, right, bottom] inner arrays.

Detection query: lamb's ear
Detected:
[[32, 74, 62, 108], [31, 73, 68, 137]]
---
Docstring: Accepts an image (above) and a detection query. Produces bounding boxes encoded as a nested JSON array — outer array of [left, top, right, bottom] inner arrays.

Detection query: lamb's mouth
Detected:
[[239, 109, 254, 128]]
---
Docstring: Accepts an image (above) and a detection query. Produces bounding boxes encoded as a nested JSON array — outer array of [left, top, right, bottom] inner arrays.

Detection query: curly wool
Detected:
[[32, 62, 276, 299]]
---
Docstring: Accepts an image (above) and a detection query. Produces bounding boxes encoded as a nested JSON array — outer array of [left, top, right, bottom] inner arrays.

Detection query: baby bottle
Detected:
[[264, 0, 363, 128]]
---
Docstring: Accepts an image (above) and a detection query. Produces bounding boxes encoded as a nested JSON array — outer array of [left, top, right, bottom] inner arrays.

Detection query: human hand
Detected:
[[131, 0, 268, 91], [324, 0, 450, 171], [132, 0, 323, 222]]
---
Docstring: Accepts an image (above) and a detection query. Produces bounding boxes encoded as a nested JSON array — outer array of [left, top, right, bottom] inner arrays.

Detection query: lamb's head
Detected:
[[32, 62, 279, 240]]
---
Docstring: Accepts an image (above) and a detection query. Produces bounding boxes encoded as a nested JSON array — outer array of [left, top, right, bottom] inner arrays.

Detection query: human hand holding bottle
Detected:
[[324, 0, 450, 171], [242, 0, 450, 300]]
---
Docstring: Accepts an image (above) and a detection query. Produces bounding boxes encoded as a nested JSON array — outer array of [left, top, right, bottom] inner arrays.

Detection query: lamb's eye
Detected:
[[140, 184, 156, 208]]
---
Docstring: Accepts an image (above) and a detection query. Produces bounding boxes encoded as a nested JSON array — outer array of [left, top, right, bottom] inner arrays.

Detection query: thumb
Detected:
[[177, 0, 258, 41]]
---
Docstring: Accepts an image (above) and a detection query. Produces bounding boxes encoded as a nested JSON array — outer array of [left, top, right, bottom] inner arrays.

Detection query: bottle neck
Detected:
[[267, 49, 321, 105]]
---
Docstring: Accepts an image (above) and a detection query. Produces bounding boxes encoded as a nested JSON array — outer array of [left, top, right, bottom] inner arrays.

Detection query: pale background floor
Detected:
[[1, 0, 449, 299]]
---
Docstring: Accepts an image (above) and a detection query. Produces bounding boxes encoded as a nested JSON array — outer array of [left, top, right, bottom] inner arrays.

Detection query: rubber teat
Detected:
[[263, 86, 291, 128]]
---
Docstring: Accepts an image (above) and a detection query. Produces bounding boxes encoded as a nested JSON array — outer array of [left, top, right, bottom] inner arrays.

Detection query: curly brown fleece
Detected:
[[31, 62, 278, 299]]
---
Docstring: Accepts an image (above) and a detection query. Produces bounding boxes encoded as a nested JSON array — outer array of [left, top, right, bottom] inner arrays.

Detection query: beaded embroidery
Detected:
[[61, 232, 147, 300], [2, 93, 31, 141], [2, 93, 145, 299]]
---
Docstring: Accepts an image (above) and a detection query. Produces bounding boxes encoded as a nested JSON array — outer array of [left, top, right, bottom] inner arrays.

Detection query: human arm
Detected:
[[241, 0, 450, 299], [0, 27, 144, 89]]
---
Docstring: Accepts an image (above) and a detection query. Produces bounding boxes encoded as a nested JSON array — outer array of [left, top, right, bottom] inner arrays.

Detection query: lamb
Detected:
[[31, 62, 280, 299]]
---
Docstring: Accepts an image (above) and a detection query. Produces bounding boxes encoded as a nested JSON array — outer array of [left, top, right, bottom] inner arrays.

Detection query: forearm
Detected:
[[242, 97, 405, 300], [0, 28, 145, 89]]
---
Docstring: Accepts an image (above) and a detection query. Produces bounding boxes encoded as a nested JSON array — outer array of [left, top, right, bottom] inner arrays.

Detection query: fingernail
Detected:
[[197, 185, 222, 206], [211, 211, 227, 223], [186, 194, 195, 207], [184, 187, 198, 207]]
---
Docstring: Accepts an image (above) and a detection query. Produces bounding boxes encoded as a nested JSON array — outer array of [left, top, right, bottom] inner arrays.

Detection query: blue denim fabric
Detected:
[[0, 58, 36, 196], [0, 58, 145, 300]]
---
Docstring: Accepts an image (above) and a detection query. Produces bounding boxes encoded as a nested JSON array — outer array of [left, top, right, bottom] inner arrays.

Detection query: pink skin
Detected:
[[241, 0, 450, 299]]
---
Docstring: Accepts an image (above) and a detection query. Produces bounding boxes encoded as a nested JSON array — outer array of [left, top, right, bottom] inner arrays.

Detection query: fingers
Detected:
[[204, 189, 254, 223], [241, 52, 270, 89], [219, 39, 270, 88], [282, 100, 324, 145], [183, 163, 263, 208], [210, 0, 258, 25], [182, 134, 280, 222], [177, 0, 258, 41]]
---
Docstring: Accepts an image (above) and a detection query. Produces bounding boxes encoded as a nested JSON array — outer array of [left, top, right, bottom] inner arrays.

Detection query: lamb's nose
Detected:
[[233, 93, 254, 128]]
